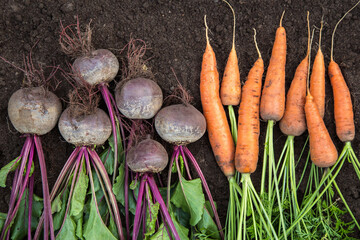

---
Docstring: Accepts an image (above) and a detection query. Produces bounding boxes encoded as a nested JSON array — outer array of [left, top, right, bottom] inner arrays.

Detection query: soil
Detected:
[[1, 0, 360, 238]]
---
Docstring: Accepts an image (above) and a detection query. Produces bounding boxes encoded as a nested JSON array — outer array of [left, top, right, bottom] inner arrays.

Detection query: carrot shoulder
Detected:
[[328, 61, 355, 142], [200, 18, 235, 177], [305, 93, 338, 168], [235, 30, 264, 174], [260, 12, 286, 121]]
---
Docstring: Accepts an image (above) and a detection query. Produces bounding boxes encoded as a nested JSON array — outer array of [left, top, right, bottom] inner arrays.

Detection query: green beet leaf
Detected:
[[150, 211, 189, 240], [196, 201, 220, 239], [171, 175, 205, 226], [0, 157, 21, 187], [57, 216, 77, 240], [83, 197, 116, 240], [10, 191, 43, 240], [144, 201, 160, 239], [70, 164, 89, 217]]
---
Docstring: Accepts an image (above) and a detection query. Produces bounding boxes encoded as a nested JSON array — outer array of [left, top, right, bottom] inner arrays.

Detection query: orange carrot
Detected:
[[260, 11, 286, 121], [328, 2, 359, 142], [220, 0, 241, 106], [279, 12, 310, 136], [310, 19, 325, 118], [200, 16, 235, 177], [235, 29, 264, 174], [305, 93, 338, 167]]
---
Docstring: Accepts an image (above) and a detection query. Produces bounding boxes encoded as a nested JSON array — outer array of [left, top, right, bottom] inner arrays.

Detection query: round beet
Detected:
[[58, 108, 112, 146], [155, 104, 206, 145], [72, 49, 119, 86], [8, 87, 62, 135], [127, 139, 168, 173], [115, 78, 163, 119]]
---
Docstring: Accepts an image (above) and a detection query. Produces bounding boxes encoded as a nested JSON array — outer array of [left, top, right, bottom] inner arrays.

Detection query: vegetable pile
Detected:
[[0, 0, 360, 239]]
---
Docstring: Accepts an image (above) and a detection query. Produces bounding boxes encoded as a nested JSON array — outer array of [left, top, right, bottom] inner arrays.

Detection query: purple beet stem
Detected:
[[88, 148, 125, 240], [0, 136, 33, 240], [34, 135, 55, 240], [166, 147, 179, 208], [55, 148, 84, 238], [182, 146, 224, 239], [33, 147, 82, 239], [100, 85, 118, 181], [132, 174, 146, 240], [28, 175, 34, 240], [147, 175, 181, 240], [102, 84, 131, 239], [179, 146, 192, 180]]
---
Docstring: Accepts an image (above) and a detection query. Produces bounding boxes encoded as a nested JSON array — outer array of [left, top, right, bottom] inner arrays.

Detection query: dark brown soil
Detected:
[[1, 0, 360, 238]]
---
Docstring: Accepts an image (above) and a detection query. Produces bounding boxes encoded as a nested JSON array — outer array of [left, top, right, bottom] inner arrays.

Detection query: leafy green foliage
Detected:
[[70, 165, 89, 217], [196, 201, 220, 239], [83, 197, 117, 240], [171, 175, 205, 226], [10, 190, 43, 240], [144, 201, 160, 239], [0, 157, 20, 187]]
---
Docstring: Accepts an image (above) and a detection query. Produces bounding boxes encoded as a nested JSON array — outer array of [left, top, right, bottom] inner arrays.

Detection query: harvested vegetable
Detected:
[[59, 17, 123, 186], [155, 76, 222, 239], [0, 54, 61, 240], [200, 15, 238, 240], [115, 39, 163, 120], [259, 11, 287, 238], [220, 0, 241, 144], [235, 29, 278, 240], [34, 74, 124, 240], [277, 12, 310, 235], [127, 137, 180, 240]]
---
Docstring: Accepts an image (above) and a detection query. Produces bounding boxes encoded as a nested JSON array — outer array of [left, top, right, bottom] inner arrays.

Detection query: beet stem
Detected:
[[100, 84, 118, 183], [147, 175, 181, 240], [183, 146, 224, 239], [1, 141, 34, 239], [55, 149, 84, 238], [34, 135, 55, 240], [91, 156, 116, 226], [167, 147, 180, 208], [132, 174, 147, 240], [179, 146, 192, 179], [33, 147, 82, 239], [88, 148, 125, 240], [28, 175, 34, 240], [84, 150, 115, 234]]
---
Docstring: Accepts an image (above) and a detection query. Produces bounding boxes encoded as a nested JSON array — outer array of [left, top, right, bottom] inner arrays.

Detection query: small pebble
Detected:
[[61, 2, 75, 13]]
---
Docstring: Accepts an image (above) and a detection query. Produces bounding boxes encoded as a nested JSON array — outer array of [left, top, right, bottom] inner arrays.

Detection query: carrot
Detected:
[[200, 16, 235, 177], [305, 93, 338, 167], [279, 12, 310, 136], [220, 0, 241, 106], [235, 29, 264, 174], [260, 11, 286, 121], [305, 22, 338, 168], [309, 19, 325, 118], [328, 2, 360, 142]]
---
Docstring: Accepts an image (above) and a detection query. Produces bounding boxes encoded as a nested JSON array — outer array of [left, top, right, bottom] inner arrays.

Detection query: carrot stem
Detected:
[[228, 105, 238, 144], [260, 120, 287, 239]]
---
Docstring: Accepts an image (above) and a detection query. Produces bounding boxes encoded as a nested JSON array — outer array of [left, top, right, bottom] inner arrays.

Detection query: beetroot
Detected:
[[8, 87, 61, 135], [58, 108, 112, 146], [72, 49, 119, 86], [155, 104, 206, 145], [127, 139, 168, 173], [115, 77, 163, 119]]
